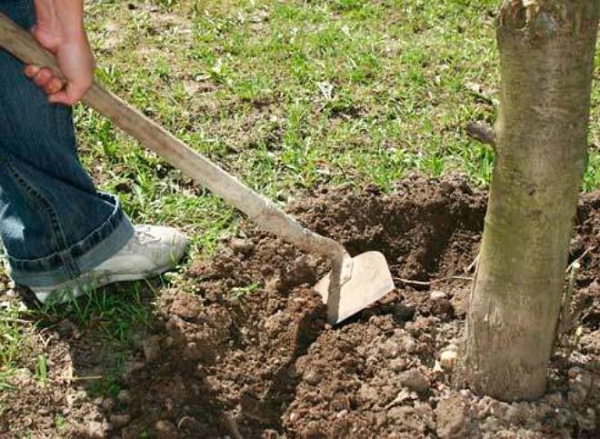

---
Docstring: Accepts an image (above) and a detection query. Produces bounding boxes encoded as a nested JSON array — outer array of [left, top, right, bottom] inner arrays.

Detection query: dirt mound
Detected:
[[3, 176, 599, 438], [115, 177, 597, 439]]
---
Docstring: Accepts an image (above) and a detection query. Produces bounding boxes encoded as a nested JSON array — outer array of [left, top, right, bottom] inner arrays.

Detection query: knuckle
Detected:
[[33, 75, 48, 86], [48, 83, 61, 94], [39, 68, 52, 78]]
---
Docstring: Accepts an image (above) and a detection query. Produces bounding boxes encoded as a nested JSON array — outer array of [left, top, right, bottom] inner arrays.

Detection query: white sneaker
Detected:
[[31, 225, 189, 305]]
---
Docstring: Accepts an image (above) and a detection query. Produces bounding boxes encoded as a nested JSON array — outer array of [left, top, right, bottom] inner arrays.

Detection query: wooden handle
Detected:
[[0, 13, 346, 261]]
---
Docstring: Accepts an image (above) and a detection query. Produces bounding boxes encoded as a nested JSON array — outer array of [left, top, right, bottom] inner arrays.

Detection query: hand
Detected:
[[24, 1, 95, 105]]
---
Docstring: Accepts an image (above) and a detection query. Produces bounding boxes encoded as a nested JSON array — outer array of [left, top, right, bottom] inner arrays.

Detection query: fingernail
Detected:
[[24, 64, 40, 77]]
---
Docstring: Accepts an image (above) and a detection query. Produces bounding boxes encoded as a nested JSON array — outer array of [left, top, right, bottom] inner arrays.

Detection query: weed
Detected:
[[0, 302, 32, 391], [54, 415, 67, 431], [0, 370, 17, 392], [230, 282, 261, 300], [34, 354, 48, 388]]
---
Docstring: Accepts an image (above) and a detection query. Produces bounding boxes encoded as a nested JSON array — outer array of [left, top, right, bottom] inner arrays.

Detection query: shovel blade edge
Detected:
[[314, 251, 395, 325]]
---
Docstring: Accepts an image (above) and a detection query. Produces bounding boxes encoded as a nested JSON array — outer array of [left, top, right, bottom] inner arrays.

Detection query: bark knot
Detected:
[[504, 0, 558, 37]]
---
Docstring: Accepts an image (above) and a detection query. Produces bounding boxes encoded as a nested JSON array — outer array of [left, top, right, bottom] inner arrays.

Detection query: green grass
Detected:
[[0, 282, 157, 399], [230, 282, 261, 300], [0, 301, 31, 391], [80, 0, 502, 205], [31, 283, 158, 397], [34, 354, 49, 388], [2, 0, 600, 430]]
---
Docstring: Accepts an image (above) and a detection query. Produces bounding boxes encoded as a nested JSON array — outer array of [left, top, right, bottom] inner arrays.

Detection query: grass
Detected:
[[2, 0, 600, 432], [80, 0, 501, 203], [0, 299, 31, 389], [230, 282, 261, 300], [34, 354, 49, 388]]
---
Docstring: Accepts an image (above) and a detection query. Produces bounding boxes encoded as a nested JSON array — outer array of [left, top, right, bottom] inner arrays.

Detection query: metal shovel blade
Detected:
[[314, 251, 395, 325]]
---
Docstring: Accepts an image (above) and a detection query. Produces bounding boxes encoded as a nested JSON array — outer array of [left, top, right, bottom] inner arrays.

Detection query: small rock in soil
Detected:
[[101, 398, 115, 411], [330, 394, 351, 411], [299, 422, 325, 438], [303, 368, 322, 385], [230, 238, 255, 255], [380, 339, 401, 358], [430, 298, 455, 319], [440, 344, 459, 370], [358, 384, 379, 403], [402, 336, 418, 353], [390, 358, 407, 372], [436, 395, 471, 439], [280, 256, 318, 288], [155, 420, 179, 438], [415, 402, 436, 430], [450, 288, 469, 317], [543, 391, 565, 407], [169, 293, 204, 320], [86, 421, 108, 439], [430, 290, 448, 300], [109, 414, 131, 429], [398, 368, 429, 393], [142, 335, 162, 362], [387, 406, 423, 432], [263, 429, 280, 439], [117, 390, 132, 405]]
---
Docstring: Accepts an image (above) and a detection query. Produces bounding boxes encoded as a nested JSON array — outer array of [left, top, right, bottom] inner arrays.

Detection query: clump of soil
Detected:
[[2, 176, 599, 438]]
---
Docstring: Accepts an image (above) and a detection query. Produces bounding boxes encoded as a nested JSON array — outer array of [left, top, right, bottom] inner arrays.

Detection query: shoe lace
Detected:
[[126, 227, 161, 249]]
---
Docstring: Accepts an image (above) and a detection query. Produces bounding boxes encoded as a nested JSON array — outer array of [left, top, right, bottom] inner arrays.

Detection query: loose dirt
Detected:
[[2, 176, 599, 438]]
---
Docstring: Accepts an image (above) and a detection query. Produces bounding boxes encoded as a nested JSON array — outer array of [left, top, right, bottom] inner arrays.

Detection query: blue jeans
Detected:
[[0, 0, 134, 287]]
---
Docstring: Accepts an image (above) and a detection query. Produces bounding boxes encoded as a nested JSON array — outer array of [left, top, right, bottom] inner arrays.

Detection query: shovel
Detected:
[[0, 13, 394, 325]]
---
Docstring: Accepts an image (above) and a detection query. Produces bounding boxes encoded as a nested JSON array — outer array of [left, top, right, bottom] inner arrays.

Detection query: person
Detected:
[[0, 0, 189, 305]]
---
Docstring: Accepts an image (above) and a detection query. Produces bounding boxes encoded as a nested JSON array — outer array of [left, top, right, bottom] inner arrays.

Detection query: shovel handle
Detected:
[[0, 13, 347, 261]]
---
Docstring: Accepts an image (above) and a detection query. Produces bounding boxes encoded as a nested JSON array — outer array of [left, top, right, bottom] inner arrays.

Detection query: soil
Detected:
[[2, 176, 600, 438]]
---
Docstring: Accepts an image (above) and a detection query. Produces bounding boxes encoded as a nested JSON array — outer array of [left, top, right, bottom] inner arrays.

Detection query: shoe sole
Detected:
[[35, 261, 177, 305]]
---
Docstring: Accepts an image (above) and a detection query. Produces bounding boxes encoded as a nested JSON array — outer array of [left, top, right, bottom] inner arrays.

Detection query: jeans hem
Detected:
[[8, 196, 135, 287]]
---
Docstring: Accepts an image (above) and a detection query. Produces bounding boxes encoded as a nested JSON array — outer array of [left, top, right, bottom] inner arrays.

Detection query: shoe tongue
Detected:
[[135, 230, 161, 245]]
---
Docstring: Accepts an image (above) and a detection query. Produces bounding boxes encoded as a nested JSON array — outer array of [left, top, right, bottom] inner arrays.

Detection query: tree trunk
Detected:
[[455, 0, 599, 401]]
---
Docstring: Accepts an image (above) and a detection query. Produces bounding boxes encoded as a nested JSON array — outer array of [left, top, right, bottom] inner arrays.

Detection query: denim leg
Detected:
[[0, 0, 134, 287]]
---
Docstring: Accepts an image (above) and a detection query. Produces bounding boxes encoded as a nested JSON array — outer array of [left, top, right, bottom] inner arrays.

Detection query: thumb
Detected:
[[47, 90, 71, 105]]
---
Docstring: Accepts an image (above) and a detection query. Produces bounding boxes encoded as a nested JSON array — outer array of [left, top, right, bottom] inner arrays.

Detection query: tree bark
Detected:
[[455, 0, 599, 401]]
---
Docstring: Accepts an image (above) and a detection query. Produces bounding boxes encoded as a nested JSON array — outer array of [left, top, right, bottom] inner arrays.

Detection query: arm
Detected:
[[24, 0, 94, 105]]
